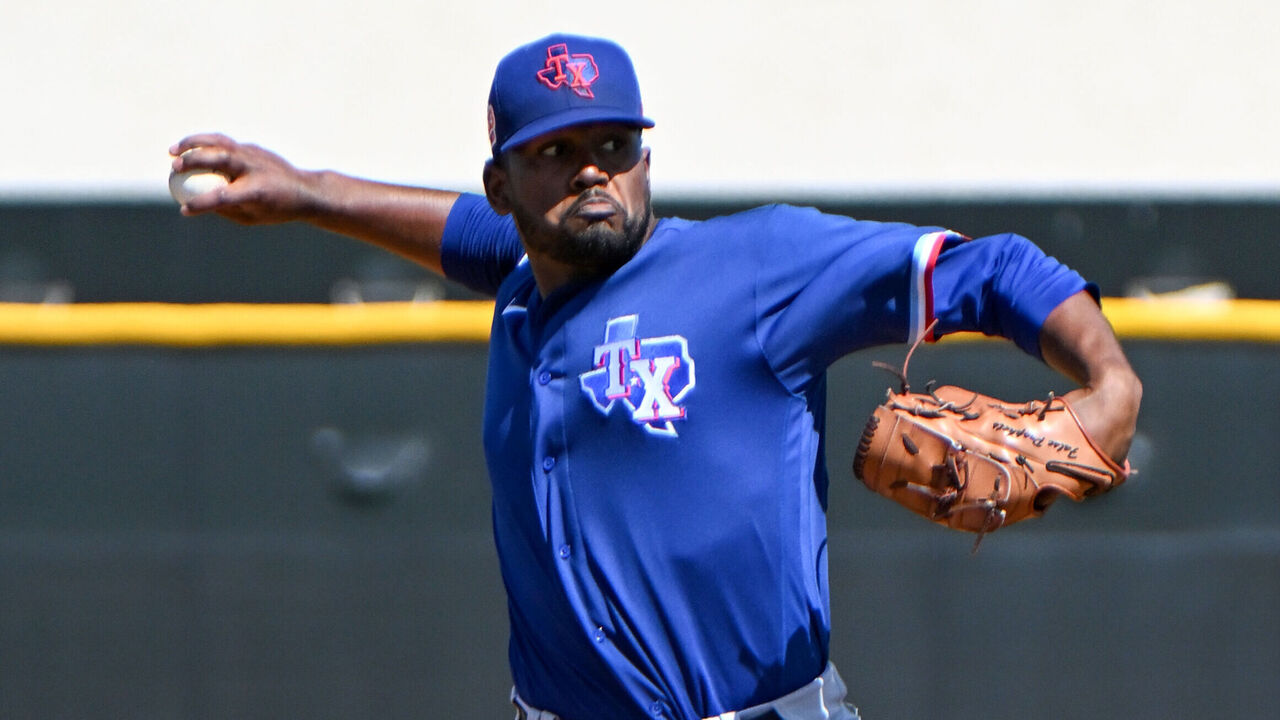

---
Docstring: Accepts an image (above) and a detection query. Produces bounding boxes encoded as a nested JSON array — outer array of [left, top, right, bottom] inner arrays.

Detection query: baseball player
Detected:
[[170, 33, 1141, 720]]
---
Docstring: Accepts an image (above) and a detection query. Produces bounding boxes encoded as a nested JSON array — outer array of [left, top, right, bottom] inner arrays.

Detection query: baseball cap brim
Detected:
[[498, 106, 655, 154]]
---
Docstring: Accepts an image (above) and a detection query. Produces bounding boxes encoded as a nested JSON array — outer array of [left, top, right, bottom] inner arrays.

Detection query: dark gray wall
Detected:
[[2, 197, 1278, 302], [1, 199, 1277, 719], [3, 342, 1276, 720]]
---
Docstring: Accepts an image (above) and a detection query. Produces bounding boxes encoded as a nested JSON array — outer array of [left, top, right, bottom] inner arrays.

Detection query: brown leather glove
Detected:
[[853, 383, 1130, 545]]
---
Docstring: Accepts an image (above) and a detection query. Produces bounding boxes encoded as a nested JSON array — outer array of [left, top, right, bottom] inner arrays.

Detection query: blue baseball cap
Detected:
[[487, 33, 654, 156]]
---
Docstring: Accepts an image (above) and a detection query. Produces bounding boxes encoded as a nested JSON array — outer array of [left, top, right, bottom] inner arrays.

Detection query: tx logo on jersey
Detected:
[[536, 43, 599, 99], [579, 315, 695, 438]]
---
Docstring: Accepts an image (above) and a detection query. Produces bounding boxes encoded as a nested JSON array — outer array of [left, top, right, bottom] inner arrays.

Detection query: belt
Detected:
[[512, 662, 859, 720]]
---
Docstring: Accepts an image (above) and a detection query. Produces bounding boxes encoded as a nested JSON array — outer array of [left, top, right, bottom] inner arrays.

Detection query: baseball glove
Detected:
[[852, 342, 1130, 549]]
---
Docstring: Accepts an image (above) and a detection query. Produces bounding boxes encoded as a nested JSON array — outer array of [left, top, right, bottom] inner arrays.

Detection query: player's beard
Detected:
[[513, 189, 653, 279]]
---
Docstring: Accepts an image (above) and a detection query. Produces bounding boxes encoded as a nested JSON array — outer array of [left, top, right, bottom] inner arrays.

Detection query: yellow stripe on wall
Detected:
[[1099, 297, 1280, 342], [0, 298, 1276, 347], [0, 301, 496, 346]]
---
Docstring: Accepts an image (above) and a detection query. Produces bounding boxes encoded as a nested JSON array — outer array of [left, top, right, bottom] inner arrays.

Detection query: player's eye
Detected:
[[539, 142, 567, 158]]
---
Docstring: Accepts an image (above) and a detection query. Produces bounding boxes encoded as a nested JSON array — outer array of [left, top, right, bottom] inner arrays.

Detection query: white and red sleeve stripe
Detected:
[[908, 230, 966, 345]]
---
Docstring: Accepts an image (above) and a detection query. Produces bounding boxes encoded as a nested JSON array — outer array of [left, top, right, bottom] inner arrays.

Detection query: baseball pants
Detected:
[[512, 662, 861, 720]]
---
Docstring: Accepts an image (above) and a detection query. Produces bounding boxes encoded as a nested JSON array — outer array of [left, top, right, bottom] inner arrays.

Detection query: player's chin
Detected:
[[561, 220, 627, 251], [561, 224, 643, 271], [568, 223, 625, 251]]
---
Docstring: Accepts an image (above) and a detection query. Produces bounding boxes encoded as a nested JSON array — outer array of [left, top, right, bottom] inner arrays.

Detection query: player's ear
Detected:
[[483, 158, 512, 215]]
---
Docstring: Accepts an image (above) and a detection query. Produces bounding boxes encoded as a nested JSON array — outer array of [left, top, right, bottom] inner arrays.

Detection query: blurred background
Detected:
[[1, 1, 1277, 719]]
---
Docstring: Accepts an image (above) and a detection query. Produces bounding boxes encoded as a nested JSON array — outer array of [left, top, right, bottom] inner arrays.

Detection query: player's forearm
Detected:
[[303, 170, 461, 276], [1038, 291, 1143, 461], [1039, 292, 1137, 388]]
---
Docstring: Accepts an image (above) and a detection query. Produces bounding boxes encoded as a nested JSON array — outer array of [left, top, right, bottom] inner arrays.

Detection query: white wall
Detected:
[[4, 0, 1278, 200]]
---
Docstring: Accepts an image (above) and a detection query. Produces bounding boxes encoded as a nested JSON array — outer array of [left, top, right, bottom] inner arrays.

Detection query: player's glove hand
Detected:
[[853, 367, 1131, 548]]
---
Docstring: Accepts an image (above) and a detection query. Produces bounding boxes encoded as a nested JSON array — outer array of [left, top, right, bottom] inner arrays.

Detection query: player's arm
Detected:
[[919, 231, 1141, 464], [1038, 290, 1143, 464], [170, 133, 457, 276]]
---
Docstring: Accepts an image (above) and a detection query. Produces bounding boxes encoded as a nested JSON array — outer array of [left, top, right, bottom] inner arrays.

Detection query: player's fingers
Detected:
[[183, 177, 290, 225], [169, 132, 235, 157], [177, 185, 227, 216], [170, 139, 309, 222], [170, 144, 234, 175]]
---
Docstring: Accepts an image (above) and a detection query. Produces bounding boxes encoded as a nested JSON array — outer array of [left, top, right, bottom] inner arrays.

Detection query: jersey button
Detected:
[[538, 370, 552, 385], [558, 544, 571, 559], [593, 626, 606, 643], [542, 456, 556, 472], [649, 700, 665, 717]]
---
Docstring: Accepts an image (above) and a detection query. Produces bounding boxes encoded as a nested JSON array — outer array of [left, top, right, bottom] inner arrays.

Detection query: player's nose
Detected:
[[570, 160, 609, 190]]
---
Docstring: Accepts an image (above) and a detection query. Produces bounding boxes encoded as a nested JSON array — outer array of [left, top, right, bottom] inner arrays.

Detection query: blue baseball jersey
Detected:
[[440, 194, 1088, 719]]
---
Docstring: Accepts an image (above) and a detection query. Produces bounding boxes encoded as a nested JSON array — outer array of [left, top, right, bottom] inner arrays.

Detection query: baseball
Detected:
[[168, 166, 229, 203], [168, 163, 229, 205]]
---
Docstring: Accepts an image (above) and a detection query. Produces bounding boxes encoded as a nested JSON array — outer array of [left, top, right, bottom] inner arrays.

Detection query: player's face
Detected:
[[487, 123, 654, 280]]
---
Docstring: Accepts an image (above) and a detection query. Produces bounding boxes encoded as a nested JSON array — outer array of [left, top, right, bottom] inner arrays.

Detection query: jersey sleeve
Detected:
[[439, 193, 525, 296], [751, 205, 1090, 391], [928, 231, 1095, 355]]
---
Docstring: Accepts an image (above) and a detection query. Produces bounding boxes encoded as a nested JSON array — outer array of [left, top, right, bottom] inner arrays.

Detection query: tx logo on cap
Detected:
[[536, 43, 598, 99]]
